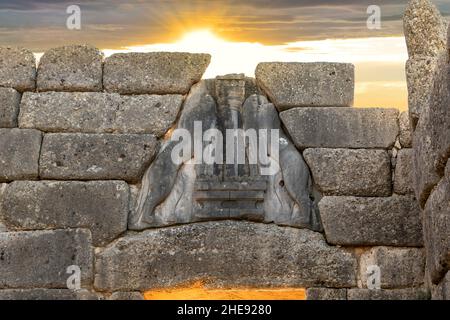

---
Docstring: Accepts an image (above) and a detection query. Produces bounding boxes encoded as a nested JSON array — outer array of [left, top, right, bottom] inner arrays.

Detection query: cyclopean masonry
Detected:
[[0, 1, 447, 299]]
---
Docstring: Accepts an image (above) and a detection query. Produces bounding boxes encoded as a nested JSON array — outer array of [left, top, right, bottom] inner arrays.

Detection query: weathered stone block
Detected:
[[39, 133, 158, 183], [280, 107, 399, 149], [306, 288, 347, 300], [0, 183, 7, 232], [319, 195, 423, 246], [0, 47, 36, 92], [394, 149, 414, 195], [0, 88, 20, 127], [431, 272, 449, 300], [104, 52, 211, 94], [413, 54, 450, 207], [405, 56, 438, 127], [109, 292, 144, 300], [0, 181, 129, 246], [0, 229, 93, 288], [347, 288, 429, 300], [255, 62, 354, 111], [95, 221, 357, 291], [0, 289, 99, 300], [37, 45, 103, 92], [303, 148, 391, 196], [403, 0, 447, 57], [360, 247, 425, 289], [19, 92, 182, 137], [399, 111, 412, 147], [423, 177, 450, 284], [0, 129, 42, 182]]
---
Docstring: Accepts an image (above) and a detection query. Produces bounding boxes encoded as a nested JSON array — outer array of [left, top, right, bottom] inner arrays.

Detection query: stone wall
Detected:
[[0, 43, 427, 300], [404, 0, 450, 300]]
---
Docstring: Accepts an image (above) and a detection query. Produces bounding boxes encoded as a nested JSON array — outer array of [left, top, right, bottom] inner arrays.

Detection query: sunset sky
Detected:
[[1, 0, 449, 110]]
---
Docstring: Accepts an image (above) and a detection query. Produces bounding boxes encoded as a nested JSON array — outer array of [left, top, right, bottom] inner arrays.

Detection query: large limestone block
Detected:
[[347, 288, 429, 300], [39, 133, 157, 183], [359, 247, 425, 289], [303, 148, 391, 196], [104, 52, 211, 94], [95, 221, 357, 291], [20, 92, 182, 137], [0, 88, 20, 128], [0, 229, 93, 288], [412, 53, 450, 207], [255, 62, 354, 111], [403, 0, 447, 57], [394, 149, 415, 195], [319, 196, 423, 247], [0, 181, 129, 246], [280, 107, 399, 149], [0, 129, 42, 182], [423, 177, 450, 284], [37, 45, 103, 92], [0, 47, 36, 92]]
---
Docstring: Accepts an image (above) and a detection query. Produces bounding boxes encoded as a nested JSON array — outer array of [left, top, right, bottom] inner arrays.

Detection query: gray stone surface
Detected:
[[20, 92, 183, 137], [347, 288, 429, 300], [0, 229, 93, 288], [109, 292, 144, 300], [423, 177, 450, 284], [413, 53, 450, 207], [39, 133, 158, 183], [359, 247, 425, 289], [0, 289, 99, 300], [104, 52, 211, 94], [255, 62, 354, 111], [0, 88, 20, 127], [0, 183, 7, 232], [0, 181, 129, 246], [431, 272, 449, 300], [319, 195, 423, 247], [303, 148, 391, 196], [405, 56, 438, 128], [0, 129, 42, 182], [399, 111, 412, 147], [95, 221, 357, 291], [394, 149, 415, 195], [37, 45, 103, 92], [280, 107, 399, 149], [306, 288, 347, 300], [403, 0, 447, 57], [0, 47, 36, 92]]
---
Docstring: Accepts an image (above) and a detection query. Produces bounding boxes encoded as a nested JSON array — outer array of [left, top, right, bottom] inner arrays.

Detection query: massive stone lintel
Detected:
[[0, 181, 129, 246], [20, 92, 183, 137], [94, 221, 357, 291], [0, 229, 93, 289], [280, 107, 399, 149], [104, 52, 211, 94], [319, 195, 423, 247], [0, 47, 36, 92], [37, 45, 103, 92], [255, 62, 354, 111]]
